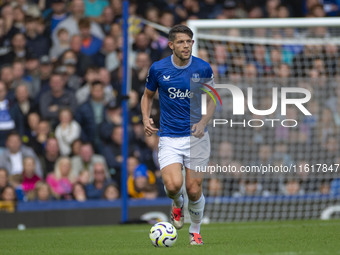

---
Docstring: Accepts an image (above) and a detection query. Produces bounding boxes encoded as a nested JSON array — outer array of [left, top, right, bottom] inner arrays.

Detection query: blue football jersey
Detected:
[[145, 55, 214, 137]]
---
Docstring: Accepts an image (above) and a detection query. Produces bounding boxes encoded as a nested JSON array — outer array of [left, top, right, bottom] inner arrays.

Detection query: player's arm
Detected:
[[192, 91, 216, 139], [141, 88, 159, 136]]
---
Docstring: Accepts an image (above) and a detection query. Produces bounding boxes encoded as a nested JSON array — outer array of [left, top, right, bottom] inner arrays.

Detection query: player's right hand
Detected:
[[143, 118, 159, 136]]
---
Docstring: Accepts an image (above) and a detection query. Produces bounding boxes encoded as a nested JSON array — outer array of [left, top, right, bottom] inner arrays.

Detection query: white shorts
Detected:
[[158, 132, 210, 170]]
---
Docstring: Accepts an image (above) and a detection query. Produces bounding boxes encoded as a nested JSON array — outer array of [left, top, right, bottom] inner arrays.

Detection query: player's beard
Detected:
[[174, 48, 191, 62]]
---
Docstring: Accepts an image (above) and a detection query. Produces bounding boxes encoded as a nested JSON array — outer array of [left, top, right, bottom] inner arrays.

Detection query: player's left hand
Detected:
[[191, 122, 205, 139]]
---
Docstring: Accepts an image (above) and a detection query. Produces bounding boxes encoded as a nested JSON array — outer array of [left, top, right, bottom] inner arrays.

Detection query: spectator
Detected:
[[72, 182, 87, 201], [55, 108, 81, 156], [52, 0, 104, 47], [316, 108, 336, 147], [144, 25, 169, 52], [71, 142, 109, 180], [144, 5, 160, 23], [10, 84, 37, 137], [11, 60, 34, 97], [220, 0, 238, 19], [78, 169, 91, 186], [0, 168, 9, 194], [213, 44, 228, 76], [109, 22, 122, 43], [132, 31, 161, 63], [46, 156, 75, 198], [0, 65, 14, 94], [49, 28, 70, 61], [25, 112, 40, 143], [0, 81, 15, 146], [22, 156, 41, 193], [0, 131, 43, 177], [78, 18, 103, 56], [75, 80, 106, 152], [233, 175, 271, 197], [98, 68, 115, 104], [103, 183, 119, 201], [70, 139, 83, 157], [27, 181, 55, 201], [252, 44, 269, 76], [102, 125, 124, 180], [25, 53, 41, 91], [99, 100, 122, 141], [14, 0, 41, 18], [63, 58, 83, 92], [141, 134, 160, 172], [127, 156, 158, 199], [279, 176, 305, 196], [200, 0, 223, 19], [265, 0, 280, 18], [12, 6, 26, 32], [26, 119, 51, 156], [84, 0, 109, 19], [25, 16, 50, 58], [69, 34, 94, 76], [207, 178, 223, 197], [2, 33, 33, 65], [318, 135, 339, 165], [85, 161, 111, 199], [44, 0, 68, 34], [40, 137, 60, 178], [0, 185, 17, 212], [75, 66, 99, 105], [99, 6, 115, 35], [316, 180, 331, 195], [59, 50, 83, 90], [36, 56, 54, 97], [277, 5, 291, 18], [252, 144, 273, 166], [0, 4, 19, 44], [39, 72, 77, 127], [132, 52, 152, 97], [94, 36, 119, 72]]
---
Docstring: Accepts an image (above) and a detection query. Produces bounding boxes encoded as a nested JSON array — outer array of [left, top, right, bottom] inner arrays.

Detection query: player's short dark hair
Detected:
[[168, 25, 193, 42]]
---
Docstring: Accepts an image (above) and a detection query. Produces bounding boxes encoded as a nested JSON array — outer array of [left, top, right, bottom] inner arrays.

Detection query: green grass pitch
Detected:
[[1, 220, 339, 255]]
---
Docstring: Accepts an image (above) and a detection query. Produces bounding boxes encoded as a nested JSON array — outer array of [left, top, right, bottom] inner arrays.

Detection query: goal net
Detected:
[[186, 18, 340, 222]]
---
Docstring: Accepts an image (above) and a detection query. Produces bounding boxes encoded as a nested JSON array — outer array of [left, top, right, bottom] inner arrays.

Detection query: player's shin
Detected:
[[188, 193, 205, 234], [164, 186, 184, 208]]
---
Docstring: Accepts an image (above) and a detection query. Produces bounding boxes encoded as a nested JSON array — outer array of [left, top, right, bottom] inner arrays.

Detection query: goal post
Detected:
[[186, 17, 340, 221], [188, 18, 340, 57]]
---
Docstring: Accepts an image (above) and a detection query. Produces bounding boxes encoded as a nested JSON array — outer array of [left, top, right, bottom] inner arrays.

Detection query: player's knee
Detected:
[[186, 184, 202, 201], [164, 180, 182, 195]]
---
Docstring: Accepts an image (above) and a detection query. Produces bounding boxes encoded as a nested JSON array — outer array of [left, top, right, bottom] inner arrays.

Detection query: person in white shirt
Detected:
[[55, 108, 81, 156]]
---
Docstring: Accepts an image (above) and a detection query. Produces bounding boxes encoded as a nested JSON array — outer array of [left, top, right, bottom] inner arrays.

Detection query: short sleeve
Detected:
[[204, 64, 215, 88], [145, 64, 158, 92]]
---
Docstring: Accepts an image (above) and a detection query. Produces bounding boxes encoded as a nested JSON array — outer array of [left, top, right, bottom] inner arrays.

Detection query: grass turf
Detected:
[[0, 220, 339, 255]]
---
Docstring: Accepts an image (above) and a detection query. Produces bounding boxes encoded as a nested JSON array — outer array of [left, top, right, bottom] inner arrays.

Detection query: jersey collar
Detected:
[[171, 54, 192, 69]]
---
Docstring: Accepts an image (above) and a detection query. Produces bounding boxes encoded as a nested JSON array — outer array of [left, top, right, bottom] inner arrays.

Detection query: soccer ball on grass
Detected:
[[149, 222, 177, 247]]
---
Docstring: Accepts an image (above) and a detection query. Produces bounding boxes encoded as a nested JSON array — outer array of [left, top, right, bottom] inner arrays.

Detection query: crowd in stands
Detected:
[[1, 0, 340, 212]]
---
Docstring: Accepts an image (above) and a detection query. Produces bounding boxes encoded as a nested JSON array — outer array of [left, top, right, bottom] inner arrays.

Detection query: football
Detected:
[[149, 222, 177, 247]]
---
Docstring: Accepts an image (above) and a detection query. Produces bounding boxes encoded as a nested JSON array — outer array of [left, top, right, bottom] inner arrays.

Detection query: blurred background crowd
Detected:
[[0, 0, 340, 211]]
